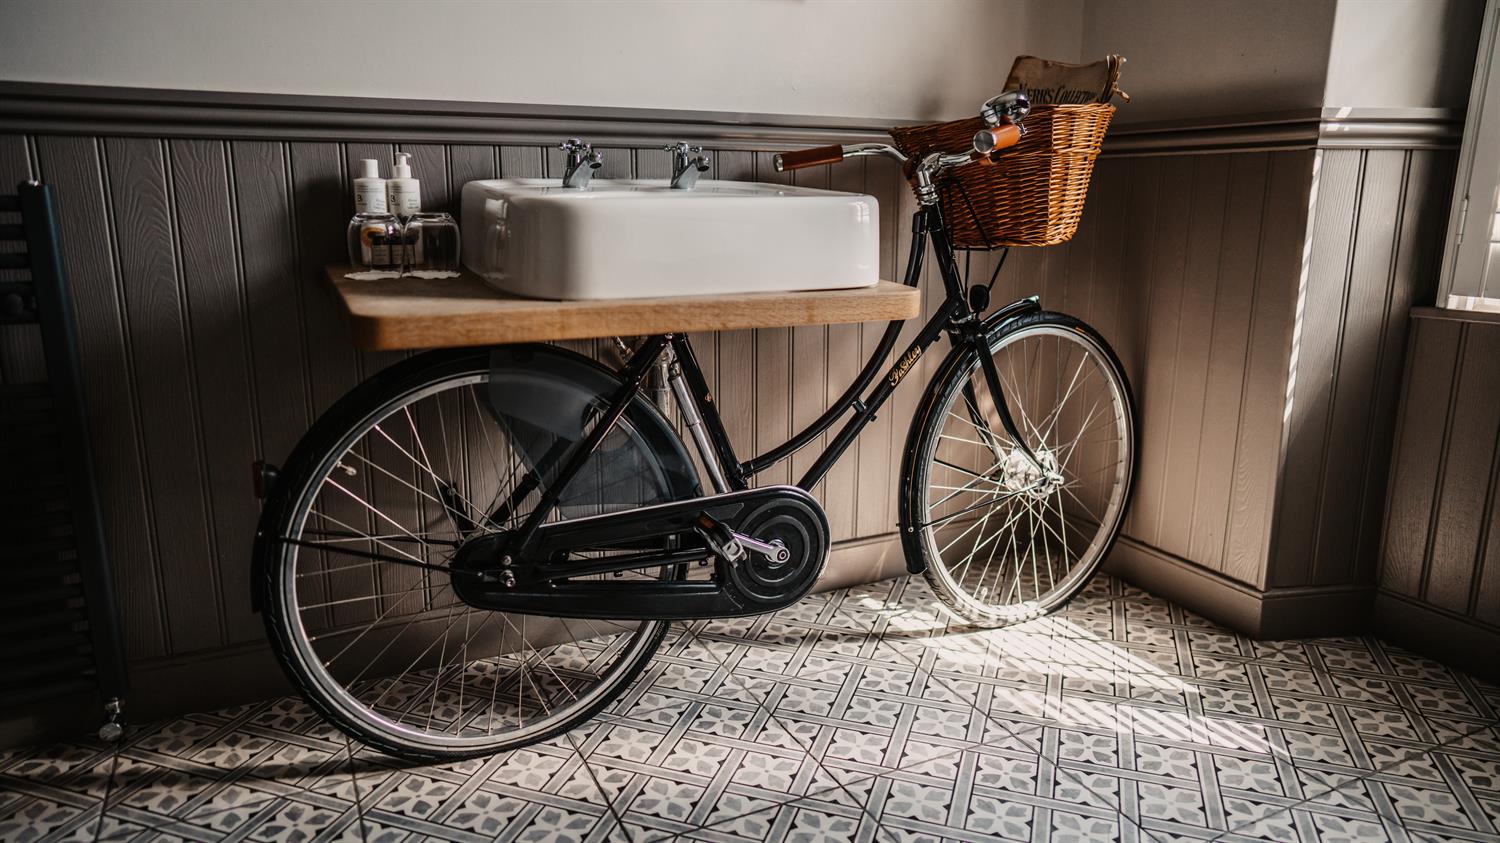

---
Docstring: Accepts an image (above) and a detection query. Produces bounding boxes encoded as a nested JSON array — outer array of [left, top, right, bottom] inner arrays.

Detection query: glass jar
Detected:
[[346, 213, 402, 271], [400, 212, 462, 273]]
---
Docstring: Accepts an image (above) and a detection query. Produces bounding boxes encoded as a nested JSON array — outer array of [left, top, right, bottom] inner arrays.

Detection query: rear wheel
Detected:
[[254, 347, 690, 762], [901, 311, 1137, 626]]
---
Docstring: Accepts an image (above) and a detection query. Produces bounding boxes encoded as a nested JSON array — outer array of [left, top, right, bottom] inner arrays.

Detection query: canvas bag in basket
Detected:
[[888, 55, 1126, 248]]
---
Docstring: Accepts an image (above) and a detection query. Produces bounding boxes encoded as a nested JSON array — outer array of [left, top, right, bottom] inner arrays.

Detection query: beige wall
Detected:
[[1080, 0, 1338, 124], [1077, 0, 1483, 125], [1324, 0, 1486, 109], [4, 0, 1480, 125], [0, 0, 1082, 122]]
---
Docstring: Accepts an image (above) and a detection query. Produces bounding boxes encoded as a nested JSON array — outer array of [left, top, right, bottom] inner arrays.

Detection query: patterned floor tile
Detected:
[[818, 580, 1168, 841], [241, 798, 344, 841], [3, 576, 1498, 842], [0, 796, 87, 842]]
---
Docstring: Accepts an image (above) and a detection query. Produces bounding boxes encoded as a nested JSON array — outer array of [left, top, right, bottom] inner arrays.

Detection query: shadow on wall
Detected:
[[1079, 0, 1338, 124]]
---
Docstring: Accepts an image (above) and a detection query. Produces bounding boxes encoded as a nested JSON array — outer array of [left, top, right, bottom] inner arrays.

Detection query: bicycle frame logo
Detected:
[[887, 346, 923, 387]]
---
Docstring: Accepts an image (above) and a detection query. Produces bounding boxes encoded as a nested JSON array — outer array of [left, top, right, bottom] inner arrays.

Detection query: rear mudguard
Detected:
[[484, 344, 702, 511], [252, 344, 701, 611]]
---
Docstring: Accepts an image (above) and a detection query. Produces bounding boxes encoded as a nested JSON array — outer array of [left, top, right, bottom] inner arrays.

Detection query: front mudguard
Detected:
[[896, 299, 1039, 574]]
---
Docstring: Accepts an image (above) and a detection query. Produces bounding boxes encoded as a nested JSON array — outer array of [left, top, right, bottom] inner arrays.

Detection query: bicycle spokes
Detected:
[[262, 359, 682, 757], [917, 320, 1133, 624]]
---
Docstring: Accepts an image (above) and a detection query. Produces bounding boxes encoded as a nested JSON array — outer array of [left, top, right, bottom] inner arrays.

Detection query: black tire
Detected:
[[899, 311, 1138, 626], [254, 346, 687, 762]]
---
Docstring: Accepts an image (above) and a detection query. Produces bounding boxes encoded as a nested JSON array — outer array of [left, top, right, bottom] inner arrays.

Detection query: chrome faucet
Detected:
[[664, 142, 711, 190], [559, 138, 603, 189]]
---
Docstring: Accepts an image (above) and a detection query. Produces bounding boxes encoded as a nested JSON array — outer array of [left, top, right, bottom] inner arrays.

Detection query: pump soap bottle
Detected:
[[387, 153, 421, 218], [353, 159, 387, 214]]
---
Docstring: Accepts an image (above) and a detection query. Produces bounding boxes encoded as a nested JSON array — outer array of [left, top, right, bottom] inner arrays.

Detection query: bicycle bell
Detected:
[[979, 91, 1031, 126]]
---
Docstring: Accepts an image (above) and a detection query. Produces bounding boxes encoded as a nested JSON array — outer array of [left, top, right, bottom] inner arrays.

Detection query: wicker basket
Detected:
[[890, 103, 1114, 249]]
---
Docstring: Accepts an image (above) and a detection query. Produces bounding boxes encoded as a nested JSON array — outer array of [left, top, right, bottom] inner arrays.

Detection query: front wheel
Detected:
[[900, 311, 1138, 626]]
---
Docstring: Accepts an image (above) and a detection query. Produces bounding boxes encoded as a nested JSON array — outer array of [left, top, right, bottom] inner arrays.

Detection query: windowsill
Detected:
[[1414, 303, 1500, 324]]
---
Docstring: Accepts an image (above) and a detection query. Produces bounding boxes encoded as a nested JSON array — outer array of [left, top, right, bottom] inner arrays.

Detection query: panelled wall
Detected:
[[1068, 151, 1313, 594], [1377, 308, 1500, 680], [0, 128, 937, 717], [1059, 142, 1458, 636], [0, 86, 1465, 722], [1268, 149, 1457, 593]]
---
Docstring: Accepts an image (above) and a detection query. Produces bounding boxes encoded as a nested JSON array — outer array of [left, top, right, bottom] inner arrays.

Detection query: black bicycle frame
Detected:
[[508, 202, 1040, 553]]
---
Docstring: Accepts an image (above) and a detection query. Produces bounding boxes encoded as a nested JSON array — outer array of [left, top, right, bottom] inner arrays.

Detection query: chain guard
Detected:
[[450, 486, 829, 620]]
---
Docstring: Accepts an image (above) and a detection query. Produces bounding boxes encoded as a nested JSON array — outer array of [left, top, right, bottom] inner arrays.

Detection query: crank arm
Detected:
[[730, 531, 791, 564], [694, 514, 790, 565]]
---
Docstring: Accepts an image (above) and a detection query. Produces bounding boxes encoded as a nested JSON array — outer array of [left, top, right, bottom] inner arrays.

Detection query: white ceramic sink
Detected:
[[460, 179, 879, 300]]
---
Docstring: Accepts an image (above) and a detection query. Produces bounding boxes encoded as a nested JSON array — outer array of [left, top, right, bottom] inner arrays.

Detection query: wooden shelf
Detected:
[[326, 266, 921, 351]]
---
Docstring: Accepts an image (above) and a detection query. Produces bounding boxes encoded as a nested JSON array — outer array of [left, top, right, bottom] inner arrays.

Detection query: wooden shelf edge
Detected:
[[327, 266, 920, 350]]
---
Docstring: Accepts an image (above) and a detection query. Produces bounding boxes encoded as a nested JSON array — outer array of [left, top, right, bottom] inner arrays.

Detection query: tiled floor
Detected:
[[3, 575, 1498, 842]]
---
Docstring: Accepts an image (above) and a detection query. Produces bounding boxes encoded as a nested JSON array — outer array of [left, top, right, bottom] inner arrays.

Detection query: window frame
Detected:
[[1438, 0, 1500, 312]]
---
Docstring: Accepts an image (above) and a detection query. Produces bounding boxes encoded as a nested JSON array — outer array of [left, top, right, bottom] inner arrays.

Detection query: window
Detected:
[[1440, 0, 1500, 312]]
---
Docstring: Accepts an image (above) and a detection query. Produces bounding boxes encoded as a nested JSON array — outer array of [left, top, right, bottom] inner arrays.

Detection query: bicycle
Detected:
[[252, 91, 1138, 762]]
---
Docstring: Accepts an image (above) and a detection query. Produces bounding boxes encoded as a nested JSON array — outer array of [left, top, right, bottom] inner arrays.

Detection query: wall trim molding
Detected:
[[0, 81, 897, 150], [1104, 107, 1463, 156], [0, 532, 905, 746], [1373, 590, 1500, 683], [1105, 536, 1372, 638], [83, 533, 908, 729], [0, 82, 1464, 154]]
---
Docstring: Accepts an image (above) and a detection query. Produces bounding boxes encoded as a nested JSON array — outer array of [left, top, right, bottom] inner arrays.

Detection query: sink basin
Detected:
[[460, 179, 879, 300]]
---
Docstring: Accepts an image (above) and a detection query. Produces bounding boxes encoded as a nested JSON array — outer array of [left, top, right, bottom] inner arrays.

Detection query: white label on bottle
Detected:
[[355, 185, 388, 214], [388, 183, 421, 215]]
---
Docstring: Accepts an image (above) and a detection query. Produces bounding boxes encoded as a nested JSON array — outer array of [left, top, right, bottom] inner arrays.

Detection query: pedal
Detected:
[[694, 514, 744, 563]]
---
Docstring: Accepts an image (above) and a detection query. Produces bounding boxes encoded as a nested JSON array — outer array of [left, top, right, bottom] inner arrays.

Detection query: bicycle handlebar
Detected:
[[773, 144, 846, 172], [774, 91, 1028, 176], [972, 120, 1022, 155]]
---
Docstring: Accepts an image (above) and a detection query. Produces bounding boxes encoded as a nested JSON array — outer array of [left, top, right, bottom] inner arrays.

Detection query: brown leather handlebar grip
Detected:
[[973, 121, 1023, 156], [774, 144, 844, 172]]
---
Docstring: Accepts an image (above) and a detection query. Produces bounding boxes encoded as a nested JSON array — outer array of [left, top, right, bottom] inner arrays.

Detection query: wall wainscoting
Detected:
[[1377, 308, 1500, 681], [0, 83, 1470, 732], [1039, 143, 1457, 638], [0, 130, 926, 718], [1107, 538, 1374, 640]]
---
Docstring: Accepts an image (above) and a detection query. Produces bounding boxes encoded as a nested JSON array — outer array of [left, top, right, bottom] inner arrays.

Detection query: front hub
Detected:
[[998, 446, 1062, 499]]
